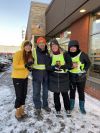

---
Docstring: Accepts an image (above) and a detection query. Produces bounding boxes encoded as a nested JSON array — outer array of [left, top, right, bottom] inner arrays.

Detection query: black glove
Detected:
[[27, 61, 34, 66], [60, 65, 67, 71], [52, 65, 62, 71], [25, 61, 33, 68]]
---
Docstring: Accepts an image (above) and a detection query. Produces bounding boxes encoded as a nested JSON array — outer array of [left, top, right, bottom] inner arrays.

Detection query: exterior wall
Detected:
[[26, 2, 48, 41], [46, 0, 88, 36], [69, 14, 90, 53], [86, 80, 100, 100], [45, 0, 100, 100]]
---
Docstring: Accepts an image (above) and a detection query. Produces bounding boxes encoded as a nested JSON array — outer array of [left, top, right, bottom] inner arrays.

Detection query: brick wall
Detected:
[[69, 14, 90, 53], [85, 86, 100, 100]]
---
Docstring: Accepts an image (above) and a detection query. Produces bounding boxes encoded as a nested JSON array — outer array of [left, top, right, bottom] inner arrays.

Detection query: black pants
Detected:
[[70, 80, 86, 101], [13, 78, 28, 108], [54, 92, 70, 111]]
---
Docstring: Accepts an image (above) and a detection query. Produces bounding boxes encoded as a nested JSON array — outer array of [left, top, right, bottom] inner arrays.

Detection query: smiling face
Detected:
[[24, 44, 32, 52], [69, 46, 77, 52], [51, 44, 59, 52], [38, 41, 45, 50]]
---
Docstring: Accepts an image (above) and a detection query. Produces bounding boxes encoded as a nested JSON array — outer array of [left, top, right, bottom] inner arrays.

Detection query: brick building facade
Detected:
[[45, 0, 100, 100]]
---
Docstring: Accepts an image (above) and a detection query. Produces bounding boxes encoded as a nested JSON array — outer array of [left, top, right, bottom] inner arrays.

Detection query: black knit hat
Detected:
[[68, 40, 79, 51], [50, 39, 59, 47]]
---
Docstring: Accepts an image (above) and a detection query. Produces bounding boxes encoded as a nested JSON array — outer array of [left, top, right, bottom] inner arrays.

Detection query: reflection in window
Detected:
[[89, 13, 100, 79]]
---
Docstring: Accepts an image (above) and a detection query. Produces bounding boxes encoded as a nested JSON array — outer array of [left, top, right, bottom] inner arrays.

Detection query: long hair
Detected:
[[22, 41, 33, 64], [23, 50, 33, 64]]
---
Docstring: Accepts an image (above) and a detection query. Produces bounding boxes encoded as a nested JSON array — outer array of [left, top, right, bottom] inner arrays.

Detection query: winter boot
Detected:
[[56, 111, 63, 118], [34, 109, 43, 120], [70, 99, 75, 111], [79, 101, 86, 114], [66, 110, 71, 117], [20, 105, 28, 118], [43, 106, 51, 112], [15, 108, 22, 121]]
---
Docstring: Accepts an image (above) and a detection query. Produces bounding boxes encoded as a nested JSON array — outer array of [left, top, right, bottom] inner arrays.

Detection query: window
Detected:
[[89, 13, 100, 79]]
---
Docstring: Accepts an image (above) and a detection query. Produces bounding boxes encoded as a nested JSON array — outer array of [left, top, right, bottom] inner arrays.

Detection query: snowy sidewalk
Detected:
[[0, 72, 100, 133]]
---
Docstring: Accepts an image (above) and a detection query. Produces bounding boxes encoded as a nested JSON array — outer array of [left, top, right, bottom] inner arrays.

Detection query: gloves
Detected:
[[59, 65, 67, 71], [52, 66, 62, 71], [25, 61, 33, 68], [25, 61, 34, 71]]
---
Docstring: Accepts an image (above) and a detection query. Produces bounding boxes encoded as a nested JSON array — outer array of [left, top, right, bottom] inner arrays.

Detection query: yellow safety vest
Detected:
[[51, 53, 68, 73], [70, 52, 84, 73], [32, 48, 45, 70]]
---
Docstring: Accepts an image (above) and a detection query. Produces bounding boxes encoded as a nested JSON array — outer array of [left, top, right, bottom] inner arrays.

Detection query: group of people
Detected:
[[11, 37, 91, 121]]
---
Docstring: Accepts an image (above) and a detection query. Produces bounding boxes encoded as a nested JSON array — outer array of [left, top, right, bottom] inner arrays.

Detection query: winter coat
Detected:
[[68, 40, 91, 83], [69, 51, 91, 82], [11, 41, 29, 79], [32, 46, 50, 82], [46, 51, 72, 92]]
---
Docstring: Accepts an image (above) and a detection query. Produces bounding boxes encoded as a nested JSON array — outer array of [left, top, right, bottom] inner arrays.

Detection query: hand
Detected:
[[51, 65, 62, 71], [25, 63, 29, 68], [72, 62, 78, 68], [25, 61, 33, 68], [27, 61, 34, 66], [60, 65, 66, 71]]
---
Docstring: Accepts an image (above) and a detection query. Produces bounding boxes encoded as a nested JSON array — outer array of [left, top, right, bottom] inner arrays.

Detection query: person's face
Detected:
[[70, 46, 77, 52], [24, 44, 32, 52], [51, 44, 59, 52], [38, 41, 45, 50]]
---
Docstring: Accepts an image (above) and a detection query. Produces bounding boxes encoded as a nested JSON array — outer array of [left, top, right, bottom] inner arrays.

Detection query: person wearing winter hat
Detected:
[[11, 40, 34, 120], [32, 37, 51, 119], [68, 40, 91, 114], [46, 38, 72, 117]]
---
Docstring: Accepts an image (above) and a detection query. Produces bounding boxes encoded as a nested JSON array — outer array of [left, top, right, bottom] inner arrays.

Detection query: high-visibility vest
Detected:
[[51, 53, 68, 73], [70, 52, 84, 73], [32, 48, 45, 70]]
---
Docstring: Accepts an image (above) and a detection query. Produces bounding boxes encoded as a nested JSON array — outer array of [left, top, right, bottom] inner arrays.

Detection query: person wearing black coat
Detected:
[[46, 39, 72, 116], [32, 37, 51, 118], [68, 40, 91, 114]]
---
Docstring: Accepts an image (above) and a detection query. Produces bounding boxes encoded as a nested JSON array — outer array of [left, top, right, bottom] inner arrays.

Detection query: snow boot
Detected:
[[56, 111, 63, 118], [15, 108, 22, 121], [20, 105, 28, 118], [43, 106, 51, 112], [70, 99, 75, 111], [66, 110, 71, 117], [79, 101, 86, 114], [34, 109, 43, 120]]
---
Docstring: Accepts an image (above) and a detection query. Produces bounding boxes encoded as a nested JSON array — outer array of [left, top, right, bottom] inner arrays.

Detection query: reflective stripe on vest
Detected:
[[51, 53, 68, 73], [70, 52, 84, 73], [32, 48, 45, 70]]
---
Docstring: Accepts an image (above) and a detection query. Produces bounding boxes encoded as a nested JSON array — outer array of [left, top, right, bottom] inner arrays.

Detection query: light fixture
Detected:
[[96, 19, 100, 23], [67, 31, 71, 34], [96, 12, 100, 15], [80, 9, 86, 13]]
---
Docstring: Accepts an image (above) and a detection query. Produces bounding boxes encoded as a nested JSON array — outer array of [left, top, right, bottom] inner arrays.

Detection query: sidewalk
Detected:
[[0, 71, 100, 133]]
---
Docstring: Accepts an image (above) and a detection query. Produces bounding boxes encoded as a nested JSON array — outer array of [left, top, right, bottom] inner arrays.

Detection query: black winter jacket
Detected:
[[69, 51, 91, 82], [46, 52, 72, 92]]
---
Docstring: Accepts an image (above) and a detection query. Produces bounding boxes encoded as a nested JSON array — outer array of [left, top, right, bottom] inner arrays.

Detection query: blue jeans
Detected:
[[32, 79, 48, 109]]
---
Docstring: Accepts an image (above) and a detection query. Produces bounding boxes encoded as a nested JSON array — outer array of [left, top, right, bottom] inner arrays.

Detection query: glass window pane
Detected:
[[89, 34, 100, 79], [92, 15, 100, 34]]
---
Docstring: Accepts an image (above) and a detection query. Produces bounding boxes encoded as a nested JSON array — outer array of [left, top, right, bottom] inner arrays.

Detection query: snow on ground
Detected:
[[0, 71, 100, 133]]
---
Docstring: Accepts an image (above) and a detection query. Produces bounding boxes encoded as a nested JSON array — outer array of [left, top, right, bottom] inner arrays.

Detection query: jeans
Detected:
[[32, 78, 48, 109]]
